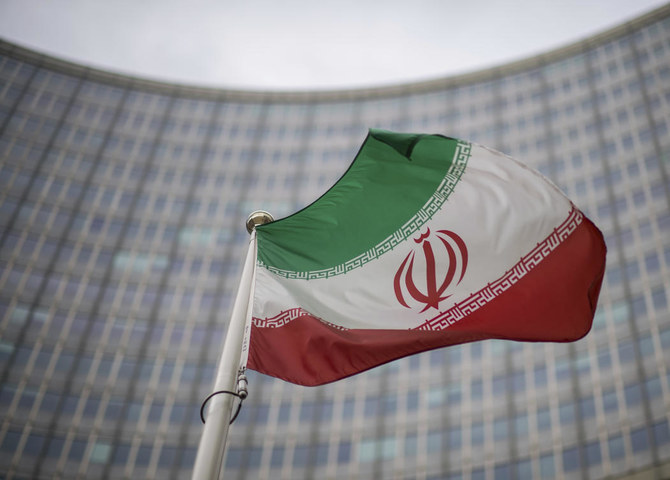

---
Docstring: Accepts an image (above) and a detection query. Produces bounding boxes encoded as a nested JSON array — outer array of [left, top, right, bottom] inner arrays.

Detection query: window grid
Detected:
[[2, 10, 670, 479]]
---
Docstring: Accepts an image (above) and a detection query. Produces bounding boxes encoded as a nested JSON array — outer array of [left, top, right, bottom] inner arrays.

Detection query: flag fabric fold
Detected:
[[247, 130, 606, 386]]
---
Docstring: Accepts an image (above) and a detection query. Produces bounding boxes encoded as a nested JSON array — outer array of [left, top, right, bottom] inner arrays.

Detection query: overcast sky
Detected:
[[0, 0, 666, 90]]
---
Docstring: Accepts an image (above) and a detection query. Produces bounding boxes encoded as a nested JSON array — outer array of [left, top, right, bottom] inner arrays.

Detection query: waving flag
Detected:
[[247, 130, 606, 386]]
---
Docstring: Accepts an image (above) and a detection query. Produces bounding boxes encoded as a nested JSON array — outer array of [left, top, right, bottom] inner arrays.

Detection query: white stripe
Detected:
[[253, 143, 573, 330]]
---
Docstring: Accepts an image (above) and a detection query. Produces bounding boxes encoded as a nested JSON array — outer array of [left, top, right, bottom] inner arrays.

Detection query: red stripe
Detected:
[[248, 216, 606, 386]]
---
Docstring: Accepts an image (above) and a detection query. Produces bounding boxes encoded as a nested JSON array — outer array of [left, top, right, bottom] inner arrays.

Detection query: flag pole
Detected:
[[191, 211, 274, 480]]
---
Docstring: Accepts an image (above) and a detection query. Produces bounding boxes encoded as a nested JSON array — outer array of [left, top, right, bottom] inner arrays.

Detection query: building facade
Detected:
[[1, 5, 669, 479]]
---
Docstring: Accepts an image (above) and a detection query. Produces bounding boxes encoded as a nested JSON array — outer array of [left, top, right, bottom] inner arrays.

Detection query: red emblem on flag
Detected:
[[394, 228, 468, 312]]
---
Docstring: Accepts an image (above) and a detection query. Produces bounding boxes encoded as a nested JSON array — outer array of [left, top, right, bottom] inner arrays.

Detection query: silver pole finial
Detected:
[[246, 210, 274, 234]]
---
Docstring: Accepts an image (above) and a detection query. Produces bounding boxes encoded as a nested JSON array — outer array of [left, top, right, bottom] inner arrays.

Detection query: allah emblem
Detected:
[[394, 228, 468, 312]]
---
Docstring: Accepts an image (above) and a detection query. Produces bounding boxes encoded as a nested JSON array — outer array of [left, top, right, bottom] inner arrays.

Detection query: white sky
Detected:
[[0, 0, 666, 91]]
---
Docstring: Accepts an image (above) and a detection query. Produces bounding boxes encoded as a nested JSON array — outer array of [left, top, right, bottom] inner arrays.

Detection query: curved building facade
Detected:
[[1, 5, 670, 479]]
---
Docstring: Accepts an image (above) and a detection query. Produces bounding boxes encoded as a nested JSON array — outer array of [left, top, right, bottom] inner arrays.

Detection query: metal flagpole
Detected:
[[191, 211, 274, 480]]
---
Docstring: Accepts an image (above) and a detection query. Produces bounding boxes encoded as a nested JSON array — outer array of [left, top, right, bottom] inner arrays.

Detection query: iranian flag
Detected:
[[247, 130, 606, 386]]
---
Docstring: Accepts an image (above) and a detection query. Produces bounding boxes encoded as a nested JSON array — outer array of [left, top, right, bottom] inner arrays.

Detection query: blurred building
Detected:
[[1, 5, 669, 479]]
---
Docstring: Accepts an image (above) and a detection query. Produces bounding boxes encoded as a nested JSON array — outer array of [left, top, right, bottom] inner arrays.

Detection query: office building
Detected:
[[0, 5, 669, 479]]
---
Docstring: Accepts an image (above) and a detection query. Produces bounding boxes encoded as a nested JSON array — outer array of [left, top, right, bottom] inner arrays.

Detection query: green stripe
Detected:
[[256, 130, 462, 273]]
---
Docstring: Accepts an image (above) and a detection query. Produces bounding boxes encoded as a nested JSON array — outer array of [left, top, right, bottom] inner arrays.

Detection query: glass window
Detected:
[[148, 402, 163, 422], [19, 389, 36, 410], [105, 399, 123, 420], [660, 328, 670, 352], [180, 447, 197, 469], [585, 441, 601, 466], [602, 390, 618, 412], [494, 419, 509, 441], [559, 402, 575, 424], [471, 379, 483, 400], [470, 342, 482, 360], [608, 434, 625, 460], [658, 208, 670, 234], [540, 452, 554, 478], [448, 427, 462, 449], [407, 390, 419, 411], [638, 334, 654, 356], [511, 372, 525, 391], [382, 395, 397, 415], [516, 458, 532, 478], [68, 439, 87, 461], [645, 252, 660, 273], [158, 446, 177, 467], [358, 439, 375, 462], [224, 447, 243, 469], [293, 445, 309, 468], [95, 356, 112, 378], [169, 404, 185, 423], [652, 288, 667, 310], [337, 441, 350, 464], [494, 463, 510, 480], [277, 402, 291, 423], [472, 422, 484, 444], [492, 376, 506, 396], [534, 365, 547, 386], [125, 402, 141, 423], [562, 446, 580, 472], [90, 442, 111, 464], [379, 437, 396, 460], [364, 397, 378, 416], [24, 433, 45, 456], [41, 391, 58, 412], [514, 414, 528, 436], [254, 405, 269, 424], [1, 430, 21, 453], [579, 397, 596, 419], [618, 341, 635, 363], [472, 468, 485, 480], [597, 349, 611, 370], [79, 393, 99, 417], [427, 430, 442, 452], [645, 376, 663, 398], [46, 435, 64, 459], [405, 432, 418, 457], [625, 261, 640, 280], [55, 353, 74, 373], [624, 384, 642, 406], [653, 420, 669, 446], [630, 427, 650, 453], [270, 445, 284, 467], [537, 407, 551, 430]]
